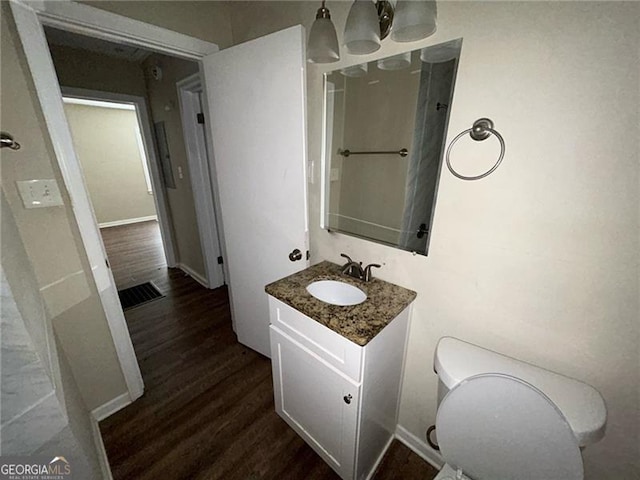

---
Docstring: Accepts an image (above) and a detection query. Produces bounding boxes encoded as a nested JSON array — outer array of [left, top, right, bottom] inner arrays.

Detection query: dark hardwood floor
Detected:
[[101, 221, 168, 289], [99, 221, 438, 480]]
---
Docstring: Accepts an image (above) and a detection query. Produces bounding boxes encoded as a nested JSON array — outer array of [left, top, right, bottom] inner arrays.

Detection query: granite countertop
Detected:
[[265, 261, 417, 346]]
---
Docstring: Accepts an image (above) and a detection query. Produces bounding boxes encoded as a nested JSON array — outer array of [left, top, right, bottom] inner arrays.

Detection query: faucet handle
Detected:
[[340, 253, 354, 264], [363, 263, 381, 282]]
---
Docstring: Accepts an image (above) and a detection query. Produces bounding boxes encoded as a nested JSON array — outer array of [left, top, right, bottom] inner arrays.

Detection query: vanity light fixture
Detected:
[[420, 41, 458, 63], [308, 1, 437, 63], [344, 0, 382, 55], [340, 63, 368, 77], [392, 0, 437, 42], [307, 1, 340, 63], [377, 51, 411, 70], [344, 0, 438, 53]]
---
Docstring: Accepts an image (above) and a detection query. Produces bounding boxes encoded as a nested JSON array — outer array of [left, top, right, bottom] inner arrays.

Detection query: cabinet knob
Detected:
[[343, 394, 352, 405], [288, 249, 303, 262]]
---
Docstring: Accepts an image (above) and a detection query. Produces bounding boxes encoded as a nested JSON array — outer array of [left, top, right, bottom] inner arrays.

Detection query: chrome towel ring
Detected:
[[1, 132, 21, 151], [446, 118, 505, 181]]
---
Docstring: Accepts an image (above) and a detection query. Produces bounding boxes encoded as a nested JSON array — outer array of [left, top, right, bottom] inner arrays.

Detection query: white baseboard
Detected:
[[177, 263, 208, 288], [366, 434, 395, 480], [91, 392, 131, 422], [395, 424, 444, 471], [99, 215, 157, 229], [90, 417, 113, 480]]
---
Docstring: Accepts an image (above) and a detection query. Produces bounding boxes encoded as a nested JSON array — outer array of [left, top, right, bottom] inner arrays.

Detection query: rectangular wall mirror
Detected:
[[321, 39, 462, 256]]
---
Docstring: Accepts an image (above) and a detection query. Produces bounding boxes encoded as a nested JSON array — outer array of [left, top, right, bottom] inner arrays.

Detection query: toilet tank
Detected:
[[433, 337, 607, 447]]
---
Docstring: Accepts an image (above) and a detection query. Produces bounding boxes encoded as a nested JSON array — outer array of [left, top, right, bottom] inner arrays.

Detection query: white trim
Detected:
[[61, 86, 177, 267], [99, 215, 158, 229], [131, 111, 154, 194], [176, 73, 225, 289], [90, 418, 114, 480], [320, 77, 332, 229], [395, 424, 444, 471], [365, 434, 395, 480], [20, 0, 217, 60], [198, 68, 232, 301], [60, 89, 149, 107], [177, 262, 209, 289], [62, 97, 135, 110], [91, 392, 132, 422]]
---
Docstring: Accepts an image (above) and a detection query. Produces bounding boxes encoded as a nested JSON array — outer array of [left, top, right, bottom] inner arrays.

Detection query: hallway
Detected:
[[98, 221, 437, 479]]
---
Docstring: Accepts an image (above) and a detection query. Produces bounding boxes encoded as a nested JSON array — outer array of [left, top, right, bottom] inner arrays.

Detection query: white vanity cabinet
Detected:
[[268, 296, 411, 480]]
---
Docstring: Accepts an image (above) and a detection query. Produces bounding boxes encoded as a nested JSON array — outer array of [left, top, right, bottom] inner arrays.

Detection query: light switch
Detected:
[[16, 179, 64, 209], [177, 166, 184, 179], [330, 168, 340, 182]]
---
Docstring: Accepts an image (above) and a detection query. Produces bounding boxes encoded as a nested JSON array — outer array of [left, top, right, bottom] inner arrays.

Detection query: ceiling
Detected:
[[44, 26, 152, 63]]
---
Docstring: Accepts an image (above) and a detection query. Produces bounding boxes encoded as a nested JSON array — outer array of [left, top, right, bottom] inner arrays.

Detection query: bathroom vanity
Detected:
[[265, 261, 416, 480]]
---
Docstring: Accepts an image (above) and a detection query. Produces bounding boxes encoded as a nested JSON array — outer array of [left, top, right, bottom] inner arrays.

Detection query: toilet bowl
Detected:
[[431, 337, 607, 480]]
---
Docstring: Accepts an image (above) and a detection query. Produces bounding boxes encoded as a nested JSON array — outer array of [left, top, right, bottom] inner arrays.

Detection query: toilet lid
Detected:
[[436, 373, 583, 480]]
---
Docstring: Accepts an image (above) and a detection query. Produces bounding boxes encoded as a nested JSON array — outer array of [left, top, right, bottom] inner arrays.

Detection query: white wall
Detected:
[[64, 103, 157, 226], [307, 3, 639, 479]]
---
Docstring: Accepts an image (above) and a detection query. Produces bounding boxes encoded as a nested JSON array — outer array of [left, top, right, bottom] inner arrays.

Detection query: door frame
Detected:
[[9, 0, 221, 403], [176, 74, 225, 289], [61, 87, 178, 267]]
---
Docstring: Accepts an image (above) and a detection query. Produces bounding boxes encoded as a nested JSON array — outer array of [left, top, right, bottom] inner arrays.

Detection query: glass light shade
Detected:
[[308, 17, 340, 63], [391, 0, 437, 42], [420, 44, 458, 64], [377, 52, 411, 71], [341, 63, 368, 77], [343, 0, 381, 55]]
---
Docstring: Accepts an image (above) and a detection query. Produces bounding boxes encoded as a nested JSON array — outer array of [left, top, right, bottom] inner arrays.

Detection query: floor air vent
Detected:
[[118, 282, 164, 310]]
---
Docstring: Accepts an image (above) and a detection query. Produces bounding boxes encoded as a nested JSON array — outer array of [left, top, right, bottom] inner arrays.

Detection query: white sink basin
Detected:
[[306, 280, 367, 306]]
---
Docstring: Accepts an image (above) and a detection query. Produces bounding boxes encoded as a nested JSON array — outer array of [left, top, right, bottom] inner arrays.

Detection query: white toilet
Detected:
[[431, 337, 607, 480]]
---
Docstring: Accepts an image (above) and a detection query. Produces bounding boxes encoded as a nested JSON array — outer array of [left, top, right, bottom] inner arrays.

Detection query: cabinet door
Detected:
[[270, 326, 360, 479]]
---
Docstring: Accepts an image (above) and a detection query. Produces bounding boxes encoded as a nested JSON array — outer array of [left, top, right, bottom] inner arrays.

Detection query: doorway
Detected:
[[176, 73, 225, 287], [44, 26, 224, 292], [61, 95, 168, 289], [7, 0, 226, 423], [10, 0, 309, 419]]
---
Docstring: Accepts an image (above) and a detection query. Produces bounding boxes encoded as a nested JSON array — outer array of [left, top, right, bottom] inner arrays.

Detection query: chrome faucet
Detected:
[[340, 254, 364, 279], [363, 263, 381, 282], [340, 254, 381, 282]]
